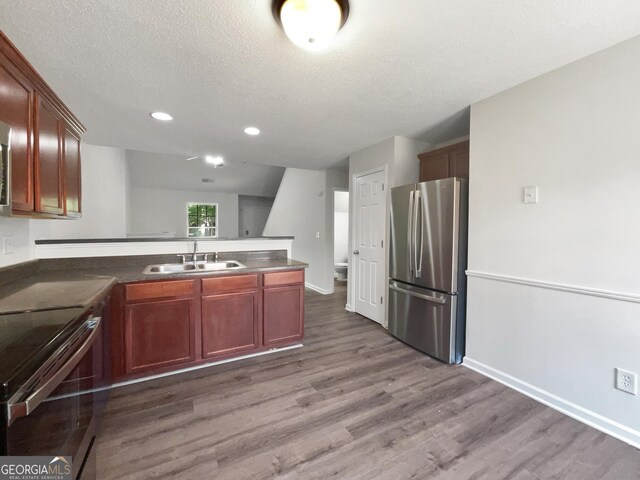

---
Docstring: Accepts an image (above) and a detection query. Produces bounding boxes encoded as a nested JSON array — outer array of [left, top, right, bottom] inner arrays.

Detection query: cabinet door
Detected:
[[449, 144, 469, 178], [34, 95, 64, 215], [0, 55, 34, 212], [263, 285, 304, 346], [202, 292, 259, 359], [63, 126, 81, 217], [419, 151, 450, 182], [124, 298, 196, 374]]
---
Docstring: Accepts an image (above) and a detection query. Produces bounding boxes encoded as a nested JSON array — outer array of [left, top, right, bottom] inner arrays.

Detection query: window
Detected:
[[187, 203, 218, 238]]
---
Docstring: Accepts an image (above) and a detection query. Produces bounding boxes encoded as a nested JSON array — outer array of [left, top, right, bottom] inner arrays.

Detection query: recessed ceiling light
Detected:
[[244, 127, 260, 136], [205, 155, 224, 167], [150, 111, 173, 121]]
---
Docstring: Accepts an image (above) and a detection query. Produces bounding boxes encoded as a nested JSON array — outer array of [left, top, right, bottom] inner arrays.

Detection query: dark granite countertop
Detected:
[[35, 236, 294, 244], [0, 250, 307, 314], [0, 274, 117, 314]]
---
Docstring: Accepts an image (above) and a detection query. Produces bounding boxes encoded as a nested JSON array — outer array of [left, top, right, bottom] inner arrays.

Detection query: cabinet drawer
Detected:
[[125, 279, 195, 302], [263, 270, 304, 287], [202, 274, 258, 295]]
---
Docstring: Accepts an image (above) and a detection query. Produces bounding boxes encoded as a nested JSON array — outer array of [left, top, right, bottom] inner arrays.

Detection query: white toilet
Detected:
[[334, 262, 348, 281]]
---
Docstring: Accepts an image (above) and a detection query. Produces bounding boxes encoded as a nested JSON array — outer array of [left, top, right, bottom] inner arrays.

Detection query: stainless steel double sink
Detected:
[[143, 260, 245, 275]]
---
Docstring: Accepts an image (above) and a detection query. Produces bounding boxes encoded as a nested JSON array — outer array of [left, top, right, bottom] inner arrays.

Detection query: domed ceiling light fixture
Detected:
[[272, 0, 350, 51]]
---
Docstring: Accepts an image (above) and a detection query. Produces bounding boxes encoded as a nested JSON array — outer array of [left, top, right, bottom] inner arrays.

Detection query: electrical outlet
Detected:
[[615, 368, 637, 395]]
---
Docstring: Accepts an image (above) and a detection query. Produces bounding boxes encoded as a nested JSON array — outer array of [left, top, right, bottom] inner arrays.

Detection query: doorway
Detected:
[[334, 190, 349, 282], [352, 167, 386, 324], [238, 195, 274, 238]]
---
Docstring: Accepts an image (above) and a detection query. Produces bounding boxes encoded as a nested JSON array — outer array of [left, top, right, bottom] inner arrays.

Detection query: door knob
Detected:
[[353, 250, 360, 255]]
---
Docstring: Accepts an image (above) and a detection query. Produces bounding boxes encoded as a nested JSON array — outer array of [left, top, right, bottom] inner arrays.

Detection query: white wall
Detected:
[[263, 168, 327, 291], [394, 136, 430, 186], [0, 217, 32, 267], [263, 167, 348, 293], [324, 169, 349, 287], [346, 136, 430, 321], [31, 144, 128, 241], [334, 191, 349, 263], [128, 188, 239, 238], [466, 36, 640, 447], [0, 144, 128, 267]]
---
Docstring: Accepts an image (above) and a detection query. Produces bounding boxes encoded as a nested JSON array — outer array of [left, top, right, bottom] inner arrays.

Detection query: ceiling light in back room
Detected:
[[205, 155, 224, 167], [272, 0, 349, 51], [150, 111, 173, 121], [244, 127, 260, 136]]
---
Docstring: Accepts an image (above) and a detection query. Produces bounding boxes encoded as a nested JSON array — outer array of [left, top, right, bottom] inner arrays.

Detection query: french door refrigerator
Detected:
[[388, 177, 468, 363]]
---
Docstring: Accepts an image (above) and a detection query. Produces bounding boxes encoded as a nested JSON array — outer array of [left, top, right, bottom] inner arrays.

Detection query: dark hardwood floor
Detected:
[[95, 281, 640, 479]]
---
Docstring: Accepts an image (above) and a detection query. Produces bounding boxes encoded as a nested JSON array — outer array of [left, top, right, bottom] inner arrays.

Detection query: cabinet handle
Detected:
[[353, 250, 360, 255]]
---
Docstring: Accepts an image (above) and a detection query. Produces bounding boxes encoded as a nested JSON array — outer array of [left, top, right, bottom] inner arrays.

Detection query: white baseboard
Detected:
[[305, 282, 332, 295], [463, 357, 640, 450], [345, 303, 354, 312]]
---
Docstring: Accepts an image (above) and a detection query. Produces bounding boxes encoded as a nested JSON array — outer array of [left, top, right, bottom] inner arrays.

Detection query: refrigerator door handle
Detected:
[[389, 283, 446, 304], [408, 189, 414, 276], [413, 190, 422, 278]]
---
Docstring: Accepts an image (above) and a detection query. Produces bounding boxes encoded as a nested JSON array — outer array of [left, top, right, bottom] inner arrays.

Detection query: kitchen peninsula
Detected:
[[0, 237, 307, 386]]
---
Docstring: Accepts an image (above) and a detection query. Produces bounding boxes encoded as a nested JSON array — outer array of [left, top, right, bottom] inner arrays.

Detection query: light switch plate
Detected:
[[523, 186, 538, 204]]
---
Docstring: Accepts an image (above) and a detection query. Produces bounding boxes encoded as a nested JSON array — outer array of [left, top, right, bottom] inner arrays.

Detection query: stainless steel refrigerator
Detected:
[[388, 177, 468, 364]]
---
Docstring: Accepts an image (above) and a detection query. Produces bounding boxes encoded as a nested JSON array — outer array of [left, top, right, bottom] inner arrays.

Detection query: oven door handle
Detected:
[[7, 316, 102, 426]]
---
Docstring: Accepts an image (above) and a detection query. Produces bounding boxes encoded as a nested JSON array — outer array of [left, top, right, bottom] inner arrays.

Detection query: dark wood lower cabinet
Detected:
[[201, 292, 259, 359], [111, 270, 305, 381], [263, 284, 304, 347], [124, 298, 196, 374]]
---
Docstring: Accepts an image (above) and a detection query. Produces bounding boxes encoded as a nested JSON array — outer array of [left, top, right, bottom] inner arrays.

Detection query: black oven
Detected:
[[1, 301, 109, 480]]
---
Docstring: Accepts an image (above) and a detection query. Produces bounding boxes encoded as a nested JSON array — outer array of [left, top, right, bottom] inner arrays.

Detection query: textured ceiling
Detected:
[[127, 150, 285, 196], [1, 1, 639, 169]]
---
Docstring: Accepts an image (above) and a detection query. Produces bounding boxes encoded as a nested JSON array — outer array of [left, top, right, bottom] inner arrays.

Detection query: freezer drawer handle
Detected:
[[389, 284, 446, 304]]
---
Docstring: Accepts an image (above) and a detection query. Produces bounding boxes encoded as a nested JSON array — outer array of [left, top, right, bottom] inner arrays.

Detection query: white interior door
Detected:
[[354, 169, 386, 324]]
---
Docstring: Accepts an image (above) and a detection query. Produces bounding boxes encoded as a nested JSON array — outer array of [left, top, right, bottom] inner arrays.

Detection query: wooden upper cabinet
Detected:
[[0, 54, 34, 212], [449, 146, 470, 178], [34, 95, 64, 215], [0, 31, 85, 218], [63, 127, 81, 217], [420, 150, 450, 182], [418, 140, 469, 182]]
